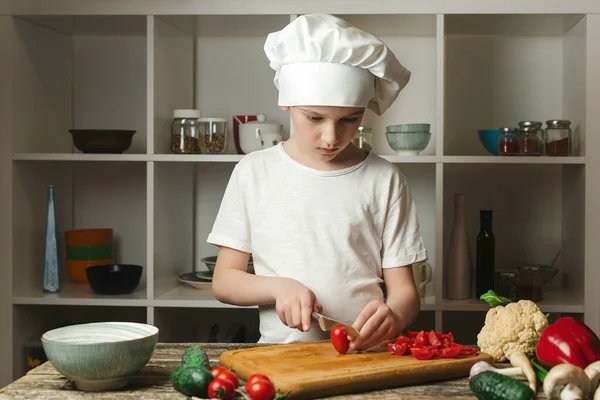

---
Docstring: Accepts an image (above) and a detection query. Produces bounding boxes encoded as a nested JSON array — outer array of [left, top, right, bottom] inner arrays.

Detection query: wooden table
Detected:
[[0, 343, 539, 399]]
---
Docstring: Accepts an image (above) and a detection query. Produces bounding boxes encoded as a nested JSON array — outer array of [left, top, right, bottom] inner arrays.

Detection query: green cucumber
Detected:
[[170, 364, 213, 397], [469, 371, 535, 400], [181, 345, 210, 368]]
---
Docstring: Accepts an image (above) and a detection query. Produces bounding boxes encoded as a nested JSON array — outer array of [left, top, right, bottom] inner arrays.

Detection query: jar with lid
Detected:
[[198, 117, 228, 154], [518, 121, 542, 156], [352, 126, 373, 152], [498, 127, 519, 156], [517, 264, 544, 302], [545, 120, 571, 156], [171, 109, 201, 154], [494, 271, 518, 301]]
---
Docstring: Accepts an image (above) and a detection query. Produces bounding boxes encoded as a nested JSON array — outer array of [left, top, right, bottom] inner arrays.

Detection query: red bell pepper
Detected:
[[536, 316, 600, 369]]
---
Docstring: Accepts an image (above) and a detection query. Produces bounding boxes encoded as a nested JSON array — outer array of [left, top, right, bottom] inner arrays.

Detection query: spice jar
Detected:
[[518, 121, 542, 156], [352, 127, 373, 152], [494, 271, 518, 301], [517, 264, 544, 302], [171, 109, 201, 154], [198, 117, 228, 154], [545, 120, 571, 156], [498, 127, 519, 156]]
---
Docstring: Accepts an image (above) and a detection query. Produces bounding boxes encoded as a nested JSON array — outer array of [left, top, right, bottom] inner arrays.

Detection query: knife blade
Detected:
[[311, 311, 360, 337]]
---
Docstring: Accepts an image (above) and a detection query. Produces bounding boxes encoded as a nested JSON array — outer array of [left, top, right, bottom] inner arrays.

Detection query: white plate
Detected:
[[178, 272, 211, 289]]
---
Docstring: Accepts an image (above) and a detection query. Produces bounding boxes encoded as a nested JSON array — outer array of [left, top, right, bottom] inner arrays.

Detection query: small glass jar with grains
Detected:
[[498, 127, 519, 156], [545, 120, 571, 156], [518, 121, 542, 156], [352, 126, 373, 152], [199, 117, 228, 154], [171, 109, 201, 154]]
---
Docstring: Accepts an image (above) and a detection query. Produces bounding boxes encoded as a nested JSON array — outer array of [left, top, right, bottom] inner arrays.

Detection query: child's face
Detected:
[[283, 105, 365, 161]]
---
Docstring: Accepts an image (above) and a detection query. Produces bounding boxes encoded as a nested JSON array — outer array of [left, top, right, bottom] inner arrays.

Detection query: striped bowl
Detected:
[[41, 322, 158, 392]]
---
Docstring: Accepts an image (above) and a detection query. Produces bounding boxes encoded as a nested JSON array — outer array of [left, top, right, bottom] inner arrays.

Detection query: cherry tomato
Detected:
[[246, 378, 276, 400], [428, 330, 442, 348], [436, 343, 461, 358], [208, 377, 235, 400], [410, 346, 436, 360], [413, 330, 428, 348], [459, 346, 479, 356], [210, 366, 228, 378], [330, 325, 350, 354], [214, 369, 240, 388], [395, 335, 412, 346], [246, 373, 271, 387], [387, 342, 408, 356]]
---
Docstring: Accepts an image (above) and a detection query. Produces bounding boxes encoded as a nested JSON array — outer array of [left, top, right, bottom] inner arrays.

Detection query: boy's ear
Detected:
[[280, 106, 290, 112]]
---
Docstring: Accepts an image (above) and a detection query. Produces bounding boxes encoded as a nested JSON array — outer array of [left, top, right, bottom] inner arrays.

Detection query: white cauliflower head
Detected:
[[476, 299, 548, 362]]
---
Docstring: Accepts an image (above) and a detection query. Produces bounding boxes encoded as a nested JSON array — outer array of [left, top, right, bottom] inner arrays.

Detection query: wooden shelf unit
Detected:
[[1, 3, 600, 386]]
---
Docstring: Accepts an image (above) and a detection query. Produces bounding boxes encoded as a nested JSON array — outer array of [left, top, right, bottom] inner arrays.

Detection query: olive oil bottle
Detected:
[[476, 210, 495, 297]]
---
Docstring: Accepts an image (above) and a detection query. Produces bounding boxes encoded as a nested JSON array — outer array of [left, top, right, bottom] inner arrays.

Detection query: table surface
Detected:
[[0, 342, 544, 399]]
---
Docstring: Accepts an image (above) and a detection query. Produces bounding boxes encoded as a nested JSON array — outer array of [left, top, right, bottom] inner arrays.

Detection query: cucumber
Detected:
[[170, 364, 214, 397], [469, 371, 535, 400], [181, 345, 210, 369]]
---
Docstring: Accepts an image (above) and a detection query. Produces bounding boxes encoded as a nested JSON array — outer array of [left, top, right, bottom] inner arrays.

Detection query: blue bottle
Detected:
[[43, 185, 60, 293]]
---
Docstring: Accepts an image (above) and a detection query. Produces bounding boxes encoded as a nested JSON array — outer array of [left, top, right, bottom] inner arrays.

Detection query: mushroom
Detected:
[[585, 361, 600, 391], [509, 351, 537, 392], [543, 364, 591, 400]]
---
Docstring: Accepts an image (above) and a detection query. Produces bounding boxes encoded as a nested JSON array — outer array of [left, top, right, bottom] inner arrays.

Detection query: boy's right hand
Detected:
[[274, 278, 322, 332]]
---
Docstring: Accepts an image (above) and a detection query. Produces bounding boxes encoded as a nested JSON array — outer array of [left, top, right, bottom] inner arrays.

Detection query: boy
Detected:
[[209, 13, 428, 351]]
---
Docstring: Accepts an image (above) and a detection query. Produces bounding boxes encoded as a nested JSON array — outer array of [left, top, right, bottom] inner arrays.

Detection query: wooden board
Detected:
[[220, 340, 494, 399]]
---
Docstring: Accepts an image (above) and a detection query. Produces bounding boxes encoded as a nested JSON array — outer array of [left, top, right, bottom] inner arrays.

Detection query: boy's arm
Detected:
[[382, 265, 421, 333]]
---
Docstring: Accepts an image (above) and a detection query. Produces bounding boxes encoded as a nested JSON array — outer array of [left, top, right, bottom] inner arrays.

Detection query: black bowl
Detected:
[[85, 264, 143, 295], [69, 129, 136, 154]]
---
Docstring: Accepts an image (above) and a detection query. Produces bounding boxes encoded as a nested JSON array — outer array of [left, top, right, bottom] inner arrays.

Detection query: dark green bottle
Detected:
[[476, 210, 495, 297]]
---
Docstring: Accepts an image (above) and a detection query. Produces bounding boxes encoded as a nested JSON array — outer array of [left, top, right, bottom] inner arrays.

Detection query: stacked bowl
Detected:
[[385, 124, 431, 155]]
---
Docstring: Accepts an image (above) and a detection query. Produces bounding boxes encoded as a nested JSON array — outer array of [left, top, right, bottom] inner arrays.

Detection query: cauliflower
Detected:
[[477, 299, 548, 362]]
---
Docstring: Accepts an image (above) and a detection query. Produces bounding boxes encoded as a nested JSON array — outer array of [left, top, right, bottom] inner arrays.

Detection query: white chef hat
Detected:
[[263, 13, 411, 116]]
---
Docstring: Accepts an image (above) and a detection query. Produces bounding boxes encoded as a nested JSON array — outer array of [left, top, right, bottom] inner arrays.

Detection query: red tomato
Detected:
[[210, 366, 228, 378], [208, 377, 235, 400], [330, 325, 350, 354], [214, 369, 240, 388], [428, 330, 442, 348], [246, 373, 271, 387], [410, 346, 436, 360], [395, 336, 412, 346], [413, 330, 428, 348], [459, 346, 479, 356], [246, 378, 276, 400], [387, 342, 408, 356], [436, 343, 461, 358]]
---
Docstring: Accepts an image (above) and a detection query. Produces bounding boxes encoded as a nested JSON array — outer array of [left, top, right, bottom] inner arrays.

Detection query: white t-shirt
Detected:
[[207, 142, 428, 344]]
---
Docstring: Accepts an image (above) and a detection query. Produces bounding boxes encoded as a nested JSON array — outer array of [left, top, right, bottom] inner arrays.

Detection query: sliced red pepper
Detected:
[[436, 343, 461, 358], [428, 330, 442, 348], [395, 336, 412, 346], [459, 346, 479, 356], [413, 330, 428, 348], [388, 342, 408, 356], [410, 346, 436, 360]]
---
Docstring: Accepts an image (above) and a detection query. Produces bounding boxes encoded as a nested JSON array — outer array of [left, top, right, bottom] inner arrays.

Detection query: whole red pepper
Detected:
[[536, 316, 600, 369]]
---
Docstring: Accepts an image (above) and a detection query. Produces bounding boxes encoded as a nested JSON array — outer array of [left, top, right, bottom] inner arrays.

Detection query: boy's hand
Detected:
[[349, 299, 398, 351], [274, 278, 322, 332]]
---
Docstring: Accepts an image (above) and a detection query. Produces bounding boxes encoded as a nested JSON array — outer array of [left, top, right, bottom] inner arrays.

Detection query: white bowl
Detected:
[[41, 322, 158, 392]]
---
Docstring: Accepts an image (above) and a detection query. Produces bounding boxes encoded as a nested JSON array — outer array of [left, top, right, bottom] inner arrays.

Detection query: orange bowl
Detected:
[[65, 229, 113, 247]]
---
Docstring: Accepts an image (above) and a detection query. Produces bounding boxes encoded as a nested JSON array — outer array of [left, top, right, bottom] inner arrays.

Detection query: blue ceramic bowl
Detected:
[[478, 129, 501, 156], [385, 131, 431, 155], [41, 322, 158, 392]]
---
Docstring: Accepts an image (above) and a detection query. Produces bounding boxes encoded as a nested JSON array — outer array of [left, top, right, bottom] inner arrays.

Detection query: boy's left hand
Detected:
[[348, 299, 398, 351]]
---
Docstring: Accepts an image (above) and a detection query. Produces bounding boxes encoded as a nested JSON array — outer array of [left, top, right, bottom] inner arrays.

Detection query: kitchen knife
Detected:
[[312, 311, 360, 337]]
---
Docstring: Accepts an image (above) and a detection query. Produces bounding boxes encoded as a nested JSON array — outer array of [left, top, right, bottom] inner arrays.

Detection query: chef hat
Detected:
[[263, 13, 411, 116]]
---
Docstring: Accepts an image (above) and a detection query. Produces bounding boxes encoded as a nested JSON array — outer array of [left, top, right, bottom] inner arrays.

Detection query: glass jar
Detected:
[[171, 109, 201, 154], [545, 120, 571, 156], [498, 127, 519, 156], [199, 117, 228, 154], [352, 126, 373, 152], [494, 271, 518, 301], [517, 264, 544, 302], [518, 121, 542, 156]]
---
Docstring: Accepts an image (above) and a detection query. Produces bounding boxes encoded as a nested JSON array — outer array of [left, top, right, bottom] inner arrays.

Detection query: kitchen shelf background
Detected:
[[2, 7, 600, 386]]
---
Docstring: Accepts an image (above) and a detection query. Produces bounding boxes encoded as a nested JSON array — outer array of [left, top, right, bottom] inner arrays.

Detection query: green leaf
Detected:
[[529, 355, 548, 384], [479, 290, 512, 307]]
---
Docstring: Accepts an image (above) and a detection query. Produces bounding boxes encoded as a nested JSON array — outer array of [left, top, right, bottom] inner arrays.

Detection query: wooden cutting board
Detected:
[[220, 340, 494, 399]]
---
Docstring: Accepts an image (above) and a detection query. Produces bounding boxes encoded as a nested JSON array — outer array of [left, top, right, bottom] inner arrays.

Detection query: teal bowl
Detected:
[[41, 322, 158, 392], [478, 129, 501, 156], [385, 131, 432, 155]]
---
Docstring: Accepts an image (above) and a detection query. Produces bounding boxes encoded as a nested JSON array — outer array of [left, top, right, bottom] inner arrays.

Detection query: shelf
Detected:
[[438, 290, 583, 313], [153, 284, 257, 308], [12, 283, 148, 306], [13, 153, 149, 162], [441, 156, 585, 164]]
